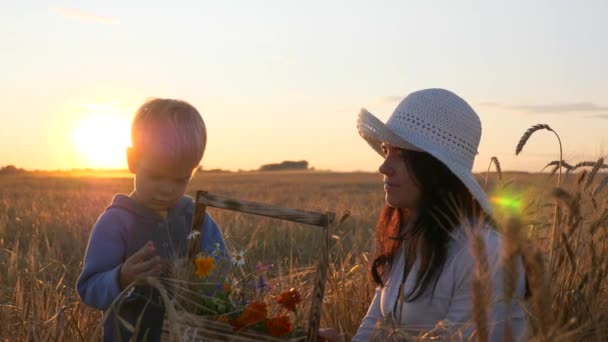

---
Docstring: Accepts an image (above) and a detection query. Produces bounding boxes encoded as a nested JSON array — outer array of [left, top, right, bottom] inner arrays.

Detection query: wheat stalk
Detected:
[[502, 218, 523, 300], [471, 234, 490, 342], [541, 160, 574, 174], [585, 157, 605, 190], [577, 169, 588, 187], [572, 160, 608, 171], [552, 187, 573, 203], [483, 156, 502, 190], [515, 124, 564, 268], [515, 124, 563, 185], [515, 124, 554, 155], [501, 217, 523, 341], [552, 188, 583, 231], [588, 209, 608, 236], [521, 247, 552, 338], [592, 176, 608, 197]]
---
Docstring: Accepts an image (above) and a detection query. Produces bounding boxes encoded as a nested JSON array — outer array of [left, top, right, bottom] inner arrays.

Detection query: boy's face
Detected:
[[127, 148, 196, 212]]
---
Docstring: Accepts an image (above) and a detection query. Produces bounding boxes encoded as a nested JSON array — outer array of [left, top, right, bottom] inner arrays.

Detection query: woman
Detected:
[[320, 88, 526, 341]]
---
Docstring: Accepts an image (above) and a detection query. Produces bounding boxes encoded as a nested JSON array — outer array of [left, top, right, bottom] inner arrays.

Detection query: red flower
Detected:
[[230, 301, 268, 330], [265, 316, 293, 337], [277, 288, 301, 312]]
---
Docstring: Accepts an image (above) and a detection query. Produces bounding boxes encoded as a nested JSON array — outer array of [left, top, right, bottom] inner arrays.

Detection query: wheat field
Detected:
[[0, 168, 606, 341]]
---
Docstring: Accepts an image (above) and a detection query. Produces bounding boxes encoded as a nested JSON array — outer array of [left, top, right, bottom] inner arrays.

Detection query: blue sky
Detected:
[[1, 0, 607, 172]]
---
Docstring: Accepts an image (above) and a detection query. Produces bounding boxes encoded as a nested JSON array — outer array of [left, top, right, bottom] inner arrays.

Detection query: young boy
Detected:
[[77, 98, 227, 341]]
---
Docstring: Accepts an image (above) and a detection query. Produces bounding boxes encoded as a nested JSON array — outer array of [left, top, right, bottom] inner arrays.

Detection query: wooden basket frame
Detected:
[[178, 190, 335, 342]]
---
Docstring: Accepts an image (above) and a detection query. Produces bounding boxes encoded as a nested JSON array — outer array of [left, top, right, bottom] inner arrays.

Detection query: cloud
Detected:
[[511, 103, 608, 113], [588, 114, 608, 120], [477, 102, 501, 107], [479, 102, 608, 115], [379, 95, 403, 104], [51, 7, 118, 25]]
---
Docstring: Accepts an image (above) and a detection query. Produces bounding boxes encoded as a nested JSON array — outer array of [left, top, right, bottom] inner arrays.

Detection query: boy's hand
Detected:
[[119, 241, 162, 289]]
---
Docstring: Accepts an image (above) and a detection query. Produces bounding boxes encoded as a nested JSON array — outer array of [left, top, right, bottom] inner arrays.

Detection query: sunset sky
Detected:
[[1, 1, 607, 173]]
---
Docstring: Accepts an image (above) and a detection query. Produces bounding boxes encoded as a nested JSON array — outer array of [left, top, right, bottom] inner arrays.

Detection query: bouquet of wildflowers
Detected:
[[160, 191, 341, 342], [166, 243, 307, 340]]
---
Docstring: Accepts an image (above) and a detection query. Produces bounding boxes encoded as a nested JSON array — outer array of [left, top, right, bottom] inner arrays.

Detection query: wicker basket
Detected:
[[161, 191, 335, 342]]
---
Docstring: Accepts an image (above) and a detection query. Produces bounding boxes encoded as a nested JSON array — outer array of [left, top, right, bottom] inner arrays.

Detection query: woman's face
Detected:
[[379, 143, 422, 212]]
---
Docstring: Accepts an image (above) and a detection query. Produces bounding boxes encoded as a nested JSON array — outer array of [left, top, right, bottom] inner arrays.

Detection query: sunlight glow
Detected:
[[71, 104, 131, 169]]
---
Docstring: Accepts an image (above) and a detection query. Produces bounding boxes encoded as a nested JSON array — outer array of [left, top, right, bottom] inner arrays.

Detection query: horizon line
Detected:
[[0, 166, 547, 175]]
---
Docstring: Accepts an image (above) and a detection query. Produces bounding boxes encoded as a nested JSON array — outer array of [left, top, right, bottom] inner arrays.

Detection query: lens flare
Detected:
[[490, 193, 523, 214]]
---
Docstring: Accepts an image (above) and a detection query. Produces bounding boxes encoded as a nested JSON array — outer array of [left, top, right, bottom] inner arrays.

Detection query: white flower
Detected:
[[211, 242, 221, 256], [231, 250, 246, 266], [187, 230, 200, 240]]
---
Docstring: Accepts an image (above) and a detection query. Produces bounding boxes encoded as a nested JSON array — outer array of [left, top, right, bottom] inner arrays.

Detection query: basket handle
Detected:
[[187, 191, 208, 261], [306, 212, 334, 342]]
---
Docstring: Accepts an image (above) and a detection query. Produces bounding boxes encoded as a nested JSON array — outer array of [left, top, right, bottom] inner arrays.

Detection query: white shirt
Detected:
[[352, 227, 527, 341]]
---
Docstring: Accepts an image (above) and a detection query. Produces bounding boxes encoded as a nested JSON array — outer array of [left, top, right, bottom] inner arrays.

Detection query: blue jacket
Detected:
[[76, 194, 227, 341]]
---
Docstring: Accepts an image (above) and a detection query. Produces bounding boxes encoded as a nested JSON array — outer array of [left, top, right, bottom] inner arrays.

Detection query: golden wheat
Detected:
[[0, 169, 607, 341]]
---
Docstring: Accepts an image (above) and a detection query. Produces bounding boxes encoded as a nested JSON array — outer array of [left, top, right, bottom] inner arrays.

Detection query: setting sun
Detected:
[[71, 105, 131, 169]]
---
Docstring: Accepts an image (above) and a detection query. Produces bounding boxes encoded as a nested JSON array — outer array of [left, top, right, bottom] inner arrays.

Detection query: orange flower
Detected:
[[265, 316, 293, 337], [230, 317, 246, 330], [242, 301, 268, 322], [231, 301, 268, 330], [194, 256, 215, 278], [277, 288, 301, 311], [222, 282, 232, 293]]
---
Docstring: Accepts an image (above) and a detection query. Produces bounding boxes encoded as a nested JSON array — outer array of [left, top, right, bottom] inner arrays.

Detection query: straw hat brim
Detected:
[[357, 108, 492, 215]]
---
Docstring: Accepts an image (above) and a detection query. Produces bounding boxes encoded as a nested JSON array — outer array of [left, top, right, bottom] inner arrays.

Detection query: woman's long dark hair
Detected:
[[371, 150, 487, 301]]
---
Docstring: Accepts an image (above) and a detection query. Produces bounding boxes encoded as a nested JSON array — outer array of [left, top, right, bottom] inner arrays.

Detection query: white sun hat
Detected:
[[357, 88, 491, 214]]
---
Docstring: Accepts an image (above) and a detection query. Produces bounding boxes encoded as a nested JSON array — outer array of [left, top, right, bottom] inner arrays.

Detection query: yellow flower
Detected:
[[194, 256, 215, 278]]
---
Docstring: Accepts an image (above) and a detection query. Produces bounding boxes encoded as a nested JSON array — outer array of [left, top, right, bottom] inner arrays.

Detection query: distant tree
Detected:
[[0, 165, 26, 175], [259, 160, 309, 171], [206, 168, 232, 173]]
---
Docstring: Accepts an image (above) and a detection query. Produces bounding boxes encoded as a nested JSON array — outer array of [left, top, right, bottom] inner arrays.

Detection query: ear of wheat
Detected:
[[552, 187, 573, 205], [551, 188, 582, 231], [589, 208, 608, 235], [592, 175, 608, 197], [515, 123, 563, 189], [490, 157, 502, 180], [585, 157, 605, 190], [577, 170, 588, 186], [484, 156, 502, 190], [515, 124, 554, 155], [542, 160, 574, 173], [572, 160, 608, 171]]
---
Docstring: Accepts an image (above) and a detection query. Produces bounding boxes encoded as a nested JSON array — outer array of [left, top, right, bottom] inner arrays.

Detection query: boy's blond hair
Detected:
[[131, 98, 207, 168]]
